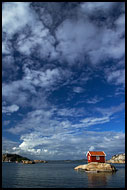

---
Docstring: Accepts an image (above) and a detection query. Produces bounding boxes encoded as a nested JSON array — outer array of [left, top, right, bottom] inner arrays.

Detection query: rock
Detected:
[[74, 164, 88, 170], [34, 160, 47, 163], [2, 153, 30, 163], [74, 162, 117, 172], [106, 153, 125, 164], [22, 160, 35, 164]]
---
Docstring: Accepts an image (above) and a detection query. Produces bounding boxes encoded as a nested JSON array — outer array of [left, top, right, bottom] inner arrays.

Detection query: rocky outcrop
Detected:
[[2, 153, 30, 163], [106, 153, 125, 164], [22, 160, 35, 164], [34, 160, 47, 163], [74, 162, 117, 172], [2, 153, 48, 164]]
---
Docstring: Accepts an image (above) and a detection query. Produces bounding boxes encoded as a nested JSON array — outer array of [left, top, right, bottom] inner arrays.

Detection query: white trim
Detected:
[[86, 151, 91, 156], [103, 151, 106, 156], [86, 151, 106, 156]]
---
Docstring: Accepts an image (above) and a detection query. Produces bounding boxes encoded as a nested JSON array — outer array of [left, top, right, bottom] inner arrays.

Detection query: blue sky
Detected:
[[2, 2, 125, 160]]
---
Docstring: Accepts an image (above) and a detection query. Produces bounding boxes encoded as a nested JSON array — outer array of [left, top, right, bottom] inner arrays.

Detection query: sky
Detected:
[[2, 2, 125, 160]]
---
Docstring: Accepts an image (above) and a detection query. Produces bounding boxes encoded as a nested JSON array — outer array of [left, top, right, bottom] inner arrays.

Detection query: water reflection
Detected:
[[86, 172, 115, 188]]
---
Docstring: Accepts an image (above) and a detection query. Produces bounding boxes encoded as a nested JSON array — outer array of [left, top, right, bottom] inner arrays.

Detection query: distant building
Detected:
[[86, 151, 106, 163]]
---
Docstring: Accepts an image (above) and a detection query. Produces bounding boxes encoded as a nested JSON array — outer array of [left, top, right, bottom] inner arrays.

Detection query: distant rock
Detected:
[[22, 160, 35, 164], [106, 153, 125, 164], [74, 162, 117, 172], [34, 160, 47, 163], [2, 153, 30, 163]]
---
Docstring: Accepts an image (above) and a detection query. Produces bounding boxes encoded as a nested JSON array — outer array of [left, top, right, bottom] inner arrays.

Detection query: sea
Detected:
[[2, 160, 125, 188]]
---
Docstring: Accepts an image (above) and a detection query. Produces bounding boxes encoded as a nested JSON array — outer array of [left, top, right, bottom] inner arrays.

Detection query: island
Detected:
[[106, 153, 125, 164], [74, 153, 125, 172], [2, 153, 47, 164], [74, 162, 117, 172], [2, 153, 30, 163]]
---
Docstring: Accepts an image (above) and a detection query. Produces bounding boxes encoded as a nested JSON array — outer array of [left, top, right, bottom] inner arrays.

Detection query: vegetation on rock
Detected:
[[2, 153, 30, 162]]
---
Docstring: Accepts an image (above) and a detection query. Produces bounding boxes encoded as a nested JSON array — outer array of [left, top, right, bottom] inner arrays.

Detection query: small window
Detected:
[[88, 156, 90, 160], [96, 156, 100, 160]]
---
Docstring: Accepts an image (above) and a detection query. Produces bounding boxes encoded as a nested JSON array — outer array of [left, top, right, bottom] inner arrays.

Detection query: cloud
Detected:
[[5, 101, 125, 159], [4, 101, 125, 159], [23, 66, 63, 88], [73, 86, 84, 93], [2, 2, 32, 36], [81, 116, 110, 126], [9, 131, 125, 160], [3, 120, 10, 126], [2, 104, 19, 113], [80, 2, 115, 14], [86, 96, 103, 104], [55, 18, 98, 64], [95, 102, 125, 117], [2, 137, 20, 154], [106, 69, 125, 86], [89, 146, 95, 151], [2, 2, 125, 65], [2, 65, 71, 107]]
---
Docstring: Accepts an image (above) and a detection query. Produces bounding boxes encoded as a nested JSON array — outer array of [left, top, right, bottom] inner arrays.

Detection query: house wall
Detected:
[[87, 153, 105, 163], [91, 156, 105, 163]]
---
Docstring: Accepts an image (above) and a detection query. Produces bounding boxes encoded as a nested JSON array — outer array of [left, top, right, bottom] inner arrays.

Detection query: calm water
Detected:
[[2, 161, 125, 188]]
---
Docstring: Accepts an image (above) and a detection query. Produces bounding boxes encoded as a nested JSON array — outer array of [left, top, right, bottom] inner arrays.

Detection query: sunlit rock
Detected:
[[74, 162, 117, 172]]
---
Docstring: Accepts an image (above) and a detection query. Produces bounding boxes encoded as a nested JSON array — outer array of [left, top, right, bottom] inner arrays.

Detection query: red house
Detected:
[[86, 151, 106, 163]]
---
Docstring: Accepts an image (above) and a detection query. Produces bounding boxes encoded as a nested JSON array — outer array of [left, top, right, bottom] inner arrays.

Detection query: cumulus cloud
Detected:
[[55, 18, 98, 64], [5, 100, 125, 159], [2, 2, 32, 36], [10, 130, 125, 160], [2, 2, 125, 65]]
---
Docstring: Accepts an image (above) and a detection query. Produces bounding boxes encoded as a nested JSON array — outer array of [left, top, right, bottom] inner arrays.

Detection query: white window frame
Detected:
[[96, 156, 100, 160], [88, 156, 90, 160]]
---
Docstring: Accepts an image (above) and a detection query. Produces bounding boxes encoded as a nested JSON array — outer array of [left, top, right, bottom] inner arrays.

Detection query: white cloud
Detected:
[[2, 137, 20, 154], [23, 67, 62, 88], [55, 3, 125, 65], [2, 2, 32, 36], [2, 2, 125, 66], [81, 116, 110, 126], [56, 18, 98, 64], [10, 130, 125, 160], [86, 96, 103, 104], [2, 65, 70, 107], [106, 69, 125, 86], [3, 100, 125, 159], [2, 104, 19, 113], [73, 86, 84, 93], [95, 102, 125, 117], [89, 146, 95, 151], [80, 2, 115, 14]]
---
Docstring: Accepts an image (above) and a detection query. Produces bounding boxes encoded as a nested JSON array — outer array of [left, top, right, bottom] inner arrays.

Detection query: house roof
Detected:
[[87, 151, 106, 156]]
